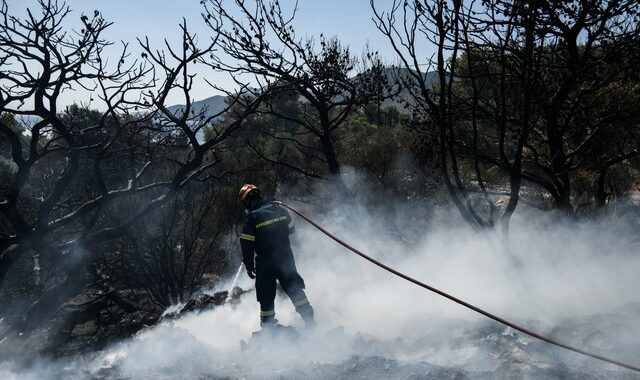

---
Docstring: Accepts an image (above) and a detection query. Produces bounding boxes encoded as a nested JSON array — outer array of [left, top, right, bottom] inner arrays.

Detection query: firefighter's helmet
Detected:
[[239, 184, 260, 201]]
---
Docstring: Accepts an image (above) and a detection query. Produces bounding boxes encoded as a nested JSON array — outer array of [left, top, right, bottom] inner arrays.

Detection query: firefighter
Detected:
[[238, 184, 315, 329]]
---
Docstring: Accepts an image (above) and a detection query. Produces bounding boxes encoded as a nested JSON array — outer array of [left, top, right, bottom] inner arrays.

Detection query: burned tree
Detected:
[[468, 0, 640, 218], [372, 0, 496, 229], [108, 184, 236, 308], [0, 0, 153, 300], [202, 0, 395, 182], [0, 0, 262, 344], [372, 0, 640, 233]]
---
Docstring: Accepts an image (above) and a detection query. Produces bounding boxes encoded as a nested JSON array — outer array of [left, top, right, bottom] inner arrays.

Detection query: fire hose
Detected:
[[273, 201, 640, 373]]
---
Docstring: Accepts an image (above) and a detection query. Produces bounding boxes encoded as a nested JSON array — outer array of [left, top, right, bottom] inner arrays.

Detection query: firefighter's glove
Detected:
[[247, 269, 256, 279]]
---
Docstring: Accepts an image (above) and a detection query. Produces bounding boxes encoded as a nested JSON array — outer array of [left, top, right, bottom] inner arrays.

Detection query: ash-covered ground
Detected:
[[2, 297, 640, 379]]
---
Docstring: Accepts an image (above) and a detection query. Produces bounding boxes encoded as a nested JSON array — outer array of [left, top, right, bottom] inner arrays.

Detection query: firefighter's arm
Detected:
[[285, 209, 295, 234], [240, 239, 256, 278], [240, 217, 256, 276]]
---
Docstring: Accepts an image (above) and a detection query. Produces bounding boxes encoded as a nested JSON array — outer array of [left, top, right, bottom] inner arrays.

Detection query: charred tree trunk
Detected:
[[320, 132, 340, 176], [546, 117, 574, 217]]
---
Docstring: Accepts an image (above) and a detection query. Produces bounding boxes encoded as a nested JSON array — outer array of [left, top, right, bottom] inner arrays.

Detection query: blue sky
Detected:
[[86, 1, 388, 51], [10, 0, 409, 107]]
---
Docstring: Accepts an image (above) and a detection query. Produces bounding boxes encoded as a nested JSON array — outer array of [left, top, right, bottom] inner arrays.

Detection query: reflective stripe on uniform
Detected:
[[260, 309, 275, 317], [293, 297, 309, 307], [255, 216, 288, 229], [288, 220, 294, 229], [240, 233, 255, 241]]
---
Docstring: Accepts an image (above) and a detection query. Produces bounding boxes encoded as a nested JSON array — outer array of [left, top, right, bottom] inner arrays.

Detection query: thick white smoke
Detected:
[[2, 195, 640, 379]]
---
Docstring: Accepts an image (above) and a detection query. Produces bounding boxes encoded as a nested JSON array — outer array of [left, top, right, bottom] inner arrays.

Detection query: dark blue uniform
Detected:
[[240, 200, 313, 325]]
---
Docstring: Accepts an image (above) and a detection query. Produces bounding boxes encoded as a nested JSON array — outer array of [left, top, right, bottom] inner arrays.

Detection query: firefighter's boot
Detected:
[[260, 308, 277, 329], [294, 298, 315, 329]]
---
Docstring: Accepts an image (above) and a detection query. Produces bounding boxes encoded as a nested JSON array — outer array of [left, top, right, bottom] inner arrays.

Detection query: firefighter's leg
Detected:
[[293, 291, 315, 328], [255, 264, 277, 327], [278, 266, 315, 328]]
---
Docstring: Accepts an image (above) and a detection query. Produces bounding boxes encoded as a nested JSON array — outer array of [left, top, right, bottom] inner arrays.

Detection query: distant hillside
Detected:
[[379, 68, 438, 110], [166, 95, 228, 121], [167, 68, 438, 118]]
